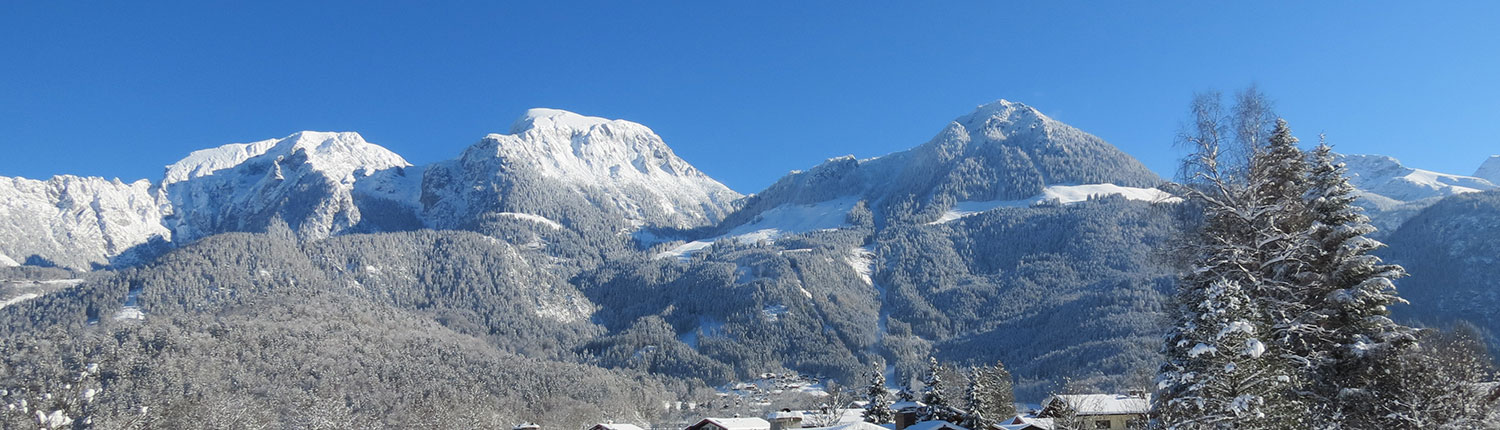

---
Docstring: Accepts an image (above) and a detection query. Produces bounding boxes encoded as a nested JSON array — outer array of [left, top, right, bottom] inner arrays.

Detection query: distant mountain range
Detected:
[[1, 100, 1495, 427]]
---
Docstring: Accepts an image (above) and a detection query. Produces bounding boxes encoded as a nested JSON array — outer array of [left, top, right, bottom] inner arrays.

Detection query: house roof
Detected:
[[1042, 394, 1149, 416], [690, 417, 772, 430], [890, 401, 926, 411], [904, 420, 968, 430], [594, 424, 646, 430], [804, 421, 892, 430], [998, 416, 1052, 430]]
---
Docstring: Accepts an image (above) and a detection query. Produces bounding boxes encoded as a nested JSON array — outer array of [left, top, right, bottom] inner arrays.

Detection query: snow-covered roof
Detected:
[[690, 417, 772, 430], [904, 420, 967, 430], [1002, 415, 1053, 429], [890, 401, 925, 411], [766, 411, 803, 420], [1042, 394, 1149, 416], [593, 424, 646, 430], [803, 421, 891, 430]]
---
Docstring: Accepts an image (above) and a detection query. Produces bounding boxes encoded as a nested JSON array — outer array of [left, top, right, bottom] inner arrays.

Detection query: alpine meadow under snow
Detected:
[[1, 99, 1497, 429]]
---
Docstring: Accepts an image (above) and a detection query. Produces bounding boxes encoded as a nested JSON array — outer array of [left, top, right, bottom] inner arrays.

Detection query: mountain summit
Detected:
[[420, 109, 741, 231], [720, 99, 1163, 230], [164, 131, 416, 242]]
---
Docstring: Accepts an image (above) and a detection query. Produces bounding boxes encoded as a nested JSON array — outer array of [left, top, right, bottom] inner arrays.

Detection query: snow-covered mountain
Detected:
[[1474, 155, 1500, 184], [713, 99, 1165, 236], [1338, 153, 1499, 233], [0, 110, 738, 269], [420, 108, 741, 231], [0, 175, 170, 269], [163, 131, 418, 242]]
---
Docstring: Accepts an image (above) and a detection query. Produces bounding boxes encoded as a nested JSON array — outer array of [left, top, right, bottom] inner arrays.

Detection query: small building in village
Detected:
[[590, 423, 647, 430], [995, 415, 1052, 430], [903, 420, 968, 430], [1035, 392, 1149, 430], [685, 417, 773, 430]]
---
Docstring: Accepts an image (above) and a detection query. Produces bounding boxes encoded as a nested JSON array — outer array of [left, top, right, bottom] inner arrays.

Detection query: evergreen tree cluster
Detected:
[[1156, 89, 1498, 429]]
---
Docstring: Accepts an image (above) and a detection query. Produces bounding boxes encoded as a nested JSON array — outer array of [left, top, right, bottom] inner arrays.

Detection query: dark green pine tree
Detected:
[[1299, 140, 1417, 428], [863, 364, 895, 424]]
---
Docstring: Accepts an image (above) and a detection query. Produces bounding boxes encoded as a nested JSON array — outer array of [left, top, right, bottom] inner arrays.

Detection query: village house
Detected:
[[685, 417, 773, 430], [589, 423, 647, 430], [1034, 392, 1149, 430]]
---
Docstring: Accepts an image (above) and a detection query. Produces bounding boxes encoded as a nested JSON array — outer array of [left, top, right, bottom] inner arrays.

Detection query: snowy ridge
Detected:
[[0, 175, 170, 269], [1340, 154, 1496, 204], [427, 109, 741, 230], [1474, 155, 1500, 184], [930, 184, 1180, 224], [164, 131, 415, 241]]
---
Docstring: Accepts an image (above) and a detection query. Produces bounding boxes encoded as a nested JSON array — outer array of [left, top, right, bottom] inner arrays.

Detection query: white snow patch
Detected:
[[495, 212, 564, 230], [0, 293, 41, 311], [763, 304, 789, 322], [655, 197, 860, 261], [113, 307, 146, 321], [1243, 338, 1267, 358], [930, 184, 1180, 224], [844, 247, 875, 286], [0, 253, 17, 267], [1188, 343, 1217, 358]]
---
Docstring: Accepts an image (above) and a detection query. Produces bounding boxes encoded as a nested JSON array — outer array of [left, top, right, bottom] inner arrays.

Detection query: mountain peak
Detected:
[[163, 131, 409, 186], [510, 108, 621, 134], [1474, 155, 1500, 184]]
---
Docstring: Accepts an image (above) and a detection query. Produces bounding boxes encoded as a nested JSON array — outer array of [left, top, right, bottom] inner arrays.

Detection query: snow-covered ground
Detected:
[[930, 184, 1180, 224], [495, 212, 564, 230], [0, 278, 85, 312], [656, 197, 861, 261]]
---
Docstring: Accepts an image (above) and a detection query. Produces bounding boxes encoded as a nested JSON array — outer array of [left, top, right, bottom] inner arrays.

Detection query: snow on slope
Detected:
[[494, 212, 564, 230], [0, 175, 170, 269], [930, 184, 1180, 224], [0, 253, 16, 267], [424, 108, 741, 230], [656, 197, 860, 260], [1474, 155, 1500, 184], [1341, 154, 1496, 205], [164, 131, 415, 241]]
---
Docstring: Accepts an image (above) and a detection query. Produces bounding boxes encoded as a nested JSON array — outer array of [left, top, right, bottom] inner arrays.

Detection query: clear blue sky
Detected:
[[2, 1, 1497, 193]]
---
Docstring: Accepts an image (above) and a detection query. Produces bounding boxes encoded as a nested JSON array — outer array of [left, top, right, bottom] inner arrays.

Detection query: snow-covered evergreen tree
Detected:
[[863, 365, 895, 424], [972, 361, 1015, 420], [1157, 92, 1307, 428], [961, 368, 987, 430], [1156, 277, 1302, 429], [1297, 141, 1419, 427], [919, 357, 954, 421]]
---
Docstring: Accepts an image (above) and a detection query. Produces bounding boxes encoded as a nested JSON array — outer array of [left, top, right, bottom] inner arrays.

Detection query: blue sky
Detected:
[[2, 2, 1496, 193]]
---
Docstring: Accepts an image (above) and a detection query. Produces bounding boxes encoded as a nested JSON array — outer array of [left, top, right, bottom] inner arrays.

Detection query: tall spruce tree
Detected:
[[1299, 141, 1418, 427], [919, 357, 952, 421], [961, 368, 987, 430], [974, 361, 1016, 420], [1157, 91, 1307, 429], [864, 364, 895, 424]]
